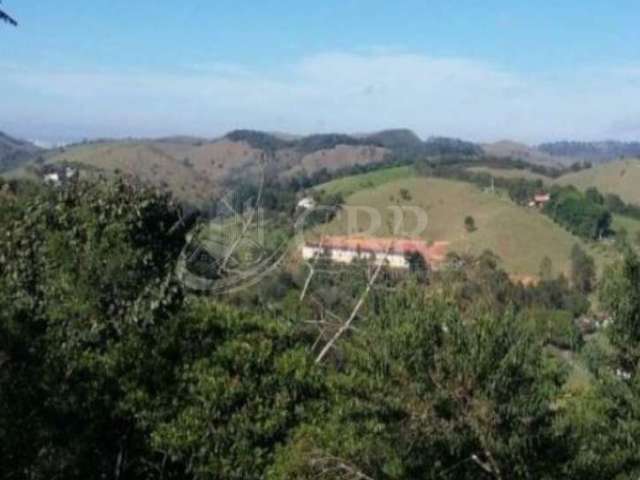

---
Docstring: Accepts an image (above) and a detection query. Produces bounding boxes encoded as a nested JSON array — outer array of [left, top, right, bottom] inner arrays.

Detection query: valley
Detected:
[[6, 1, 640, 476]]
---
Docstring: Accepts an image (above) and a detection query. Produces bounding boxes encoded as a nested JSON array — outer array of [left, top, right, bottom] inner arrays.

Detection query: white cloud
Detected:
[[2, 51, 640, 143]]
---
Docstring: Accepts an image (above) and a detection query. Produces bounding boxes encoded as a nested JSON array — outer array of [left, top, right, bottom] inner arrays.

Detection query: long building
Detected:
[[301, 236, 449, 269]]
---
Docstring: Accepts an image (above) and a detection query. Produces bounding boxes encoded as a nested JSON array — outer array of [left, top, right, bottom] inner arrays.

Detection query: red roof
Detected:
[[308, 236, 449, 264], [534, 194, 550, 203]]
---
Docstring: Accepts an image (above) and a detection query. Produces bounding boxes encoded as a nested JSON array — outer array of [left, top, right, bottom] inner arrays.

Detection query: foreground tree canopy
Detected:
[[1, 177, 640, 479]]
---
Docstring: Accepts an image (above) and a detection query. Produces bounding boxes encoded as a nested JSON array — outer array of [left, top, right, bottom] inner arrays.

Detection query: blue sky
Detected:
[[1, 0, 640, 143]]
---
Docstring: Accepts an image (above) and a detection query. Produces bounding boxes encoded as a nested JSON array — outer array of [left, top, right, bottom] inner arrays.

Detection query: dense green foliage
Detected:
[[0, 179, 188, 477], [225, 130, 377, 154], [559, 250, 640, 478], [570, 244, 596, 295], [365, 129, 423, 151], [600, 250, 640, 371], [296, 134, 375, 153], [415, 155, 567, 180], [604, 192, 640, 220], [225, 130, 293, 152], [226, 129, 482, 161], [2, 177, 640, 478], [544, 187, 612, 240], [464, 215, 477, 232], [271, 294, 570, 479]]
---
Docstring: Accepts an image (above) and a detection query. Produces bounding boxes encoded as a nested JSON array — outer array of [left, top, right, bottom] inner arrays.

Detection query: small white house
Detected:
[[297, 197, 316, 210], [616, 368, 632, 381], [302, 244, 410, 268], [44, 172, 61, 185]]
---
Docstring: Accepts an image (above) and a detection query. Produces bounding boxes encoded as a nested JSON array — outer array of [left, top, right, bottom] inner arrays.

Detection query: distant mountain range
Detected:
[[2, 128, 640, 203], [481, 140, 640, 167], [0, 128, 483, 203], [538, 141, 640, 162], [222, 129, 481, 156]]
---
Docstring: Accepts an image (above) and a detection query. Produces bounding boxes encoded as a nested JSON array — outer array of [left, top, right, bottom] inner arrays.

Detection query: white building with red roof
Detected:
[[301, 236, 449, 270], [533, 193, 551, 207]]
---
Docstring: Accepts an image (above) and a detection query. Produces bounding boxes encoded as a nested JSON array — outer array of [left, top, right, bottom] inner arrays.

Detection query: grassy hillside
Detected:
[[315, 165, 413, 196], [482, 139, 633, 167], [466, 166, 551, 183], [297, 145, 388, 174], [317, 172, 619, 279], [0, 131, 42, 173], [45, 142, 217, 204], [556, 158, 640, 205], [464, 164, 640, 241], [468, 161, 640, 208], [36, 135, 393, 204], [611, 214, 640, 241]]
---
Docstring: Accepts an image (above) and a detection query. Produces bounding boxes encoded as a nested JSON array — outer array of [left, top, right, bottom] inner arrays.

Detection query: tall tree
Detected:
[[0, 179, 192, 478], [272, 288, 571, 479], [600, 250, 640, 371], [570, 244, 596, 294], [0, 178, 324, 479], [539, 255, 554, 281], [559, 250, 640, 478]]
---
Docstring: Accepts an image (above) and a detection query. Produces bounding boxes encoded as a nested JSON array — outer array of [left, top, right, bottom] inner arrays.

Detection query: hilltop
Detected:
[[0, 131, 42, 173], [467, 158, 640, 207], [556, 158, 640, 205], [539, 140, 640, 163], [363, 128, 424, 151], [482, 140, 640, 167], [482, 140, 571, 167]]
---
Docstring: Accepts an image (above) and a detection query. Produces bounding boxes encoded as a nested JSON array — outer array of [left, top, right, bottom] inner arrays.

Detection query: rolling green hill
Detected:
[[0, 131, 42, 173], [555, 159, 640, 205], [314, 166, 413, 196], [466, 160, 640, 208], [482, 140, 639, 166], [316, 170, 624, 279], [46, 142, 219, 204], [466, 166, 551, 183]]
